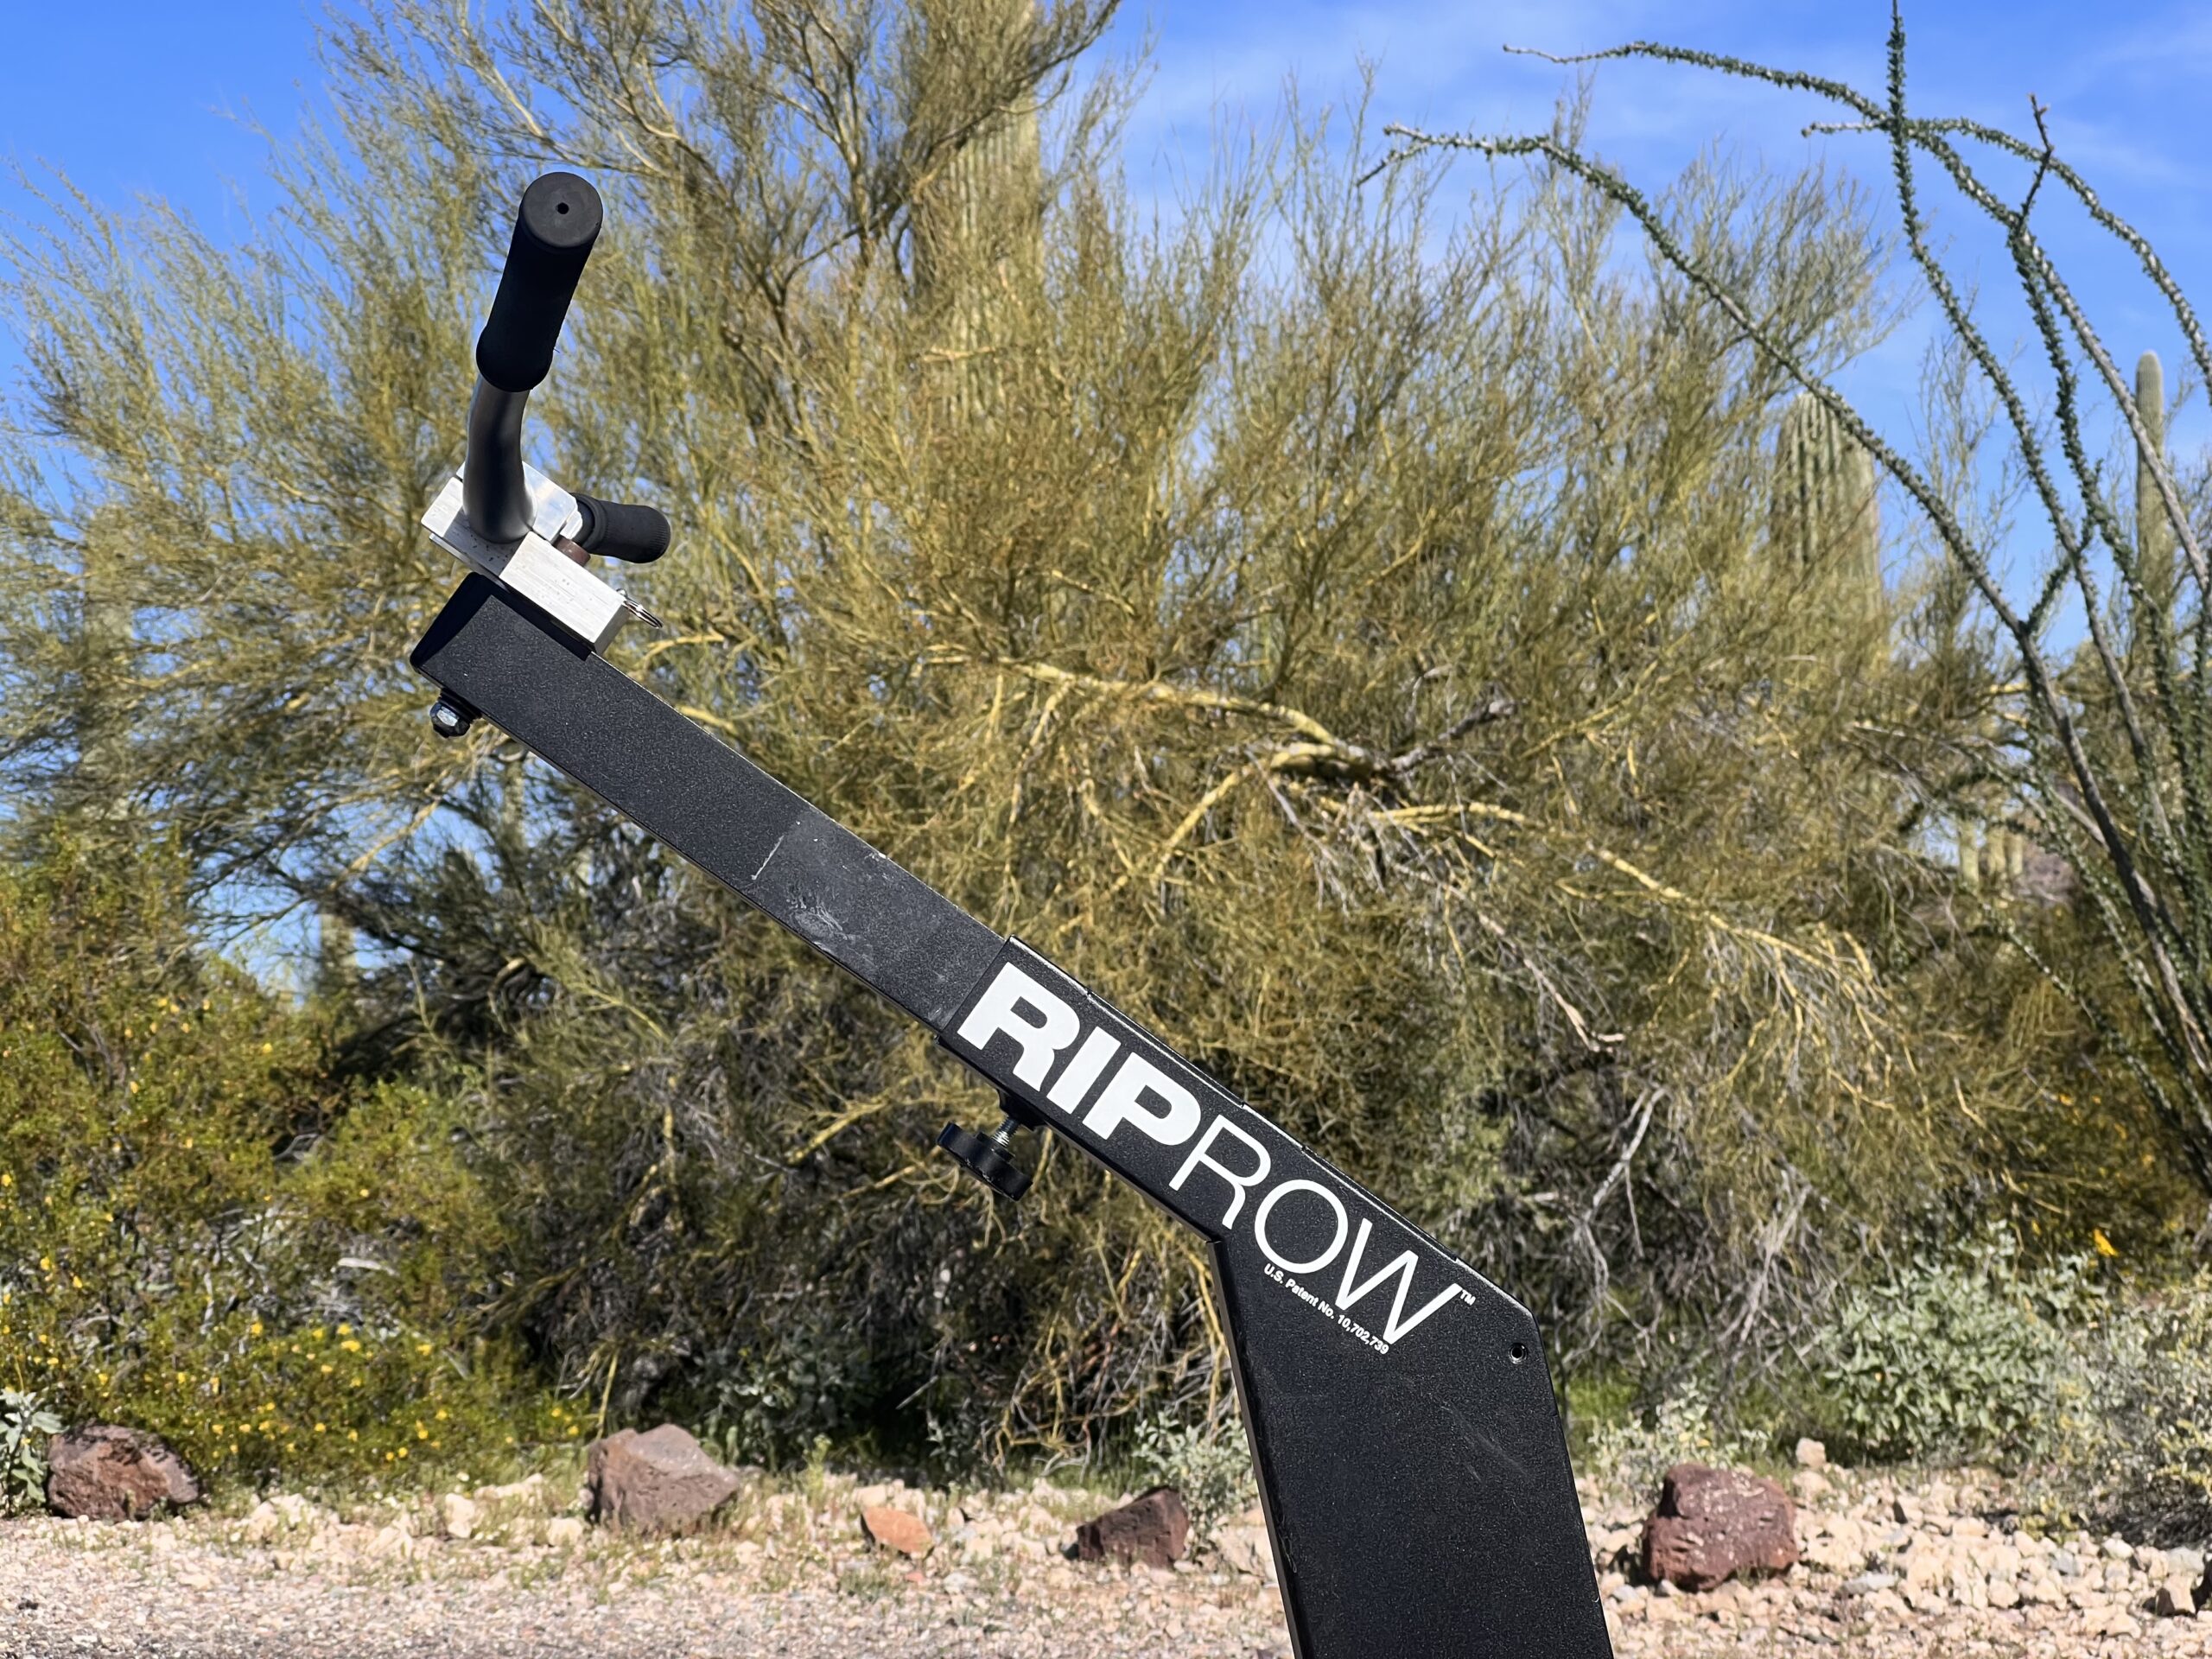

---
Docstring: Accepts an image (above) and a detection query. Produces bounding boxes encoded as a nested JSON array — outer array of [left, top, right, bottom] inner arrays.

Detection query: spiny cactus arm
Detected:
[[2004, 201, 2212, 949], [1496, 33, 2212, 594]]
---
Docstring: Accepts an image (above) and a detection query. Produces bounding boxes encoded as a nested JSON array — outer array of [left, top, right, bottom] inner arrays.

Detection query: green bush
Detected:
[[1132, 1409, 1258, 1545], [1586, 1382, 1770, 1499], [2045, 1275, 2212, 1543], [0, 840, 546, 1484], [1811, 1227, 2089, 1466], [0, 1389, 61, 1513]]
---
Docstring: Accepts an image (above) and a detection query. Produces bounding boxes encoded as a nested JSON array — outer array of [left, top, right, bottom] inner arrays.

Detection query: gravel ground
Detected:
[[3, 1467, 2209, 1657]]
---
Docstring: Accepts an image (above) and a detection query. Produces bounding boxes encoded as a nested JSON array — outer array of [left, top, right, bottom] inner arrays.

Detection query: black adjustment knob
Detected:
[[937, 1113, 1033, 1202]]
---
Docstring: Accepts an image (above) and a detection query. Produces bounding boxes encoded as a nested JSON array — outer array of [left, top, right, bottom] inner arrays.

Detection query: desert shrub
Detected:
[[1586, 1382, 1770, 1500], [2041, 1275, 2212, 1544], [0, 1389, 61, 1513], [693, 1318, 884, 1472], [0, 840, 543, 1483], [0, 0, 2028, 1468], [1811, 1227, 2089, 1466], [1131, 1408, 1258, 1545]]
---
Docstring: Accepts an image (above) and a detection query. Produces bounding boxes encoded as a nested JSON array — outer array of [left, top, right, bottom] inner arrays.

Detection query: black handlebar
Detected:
[[477, 171, 602, 394], [575, 493, 671, 564], [464, 172, 603, 546], [461, 170, 671, 566]]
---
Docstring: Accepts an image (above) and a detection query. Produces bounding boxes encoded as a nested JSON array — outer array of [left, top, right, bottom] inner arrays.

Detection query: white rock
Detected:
[[441, 1493, 480, 1541], [1792, 1469, 1833, 1504], [473, 1473, 546, 1505], [241, 1501, 283, 1546], [1214, 1523, 1275, 1584], [546, 1516, 584, 1548], [1794, 1438, 1827, 1471], [2103, 1535, 2134, 1561], [2084, 1605, 2142, 1639]]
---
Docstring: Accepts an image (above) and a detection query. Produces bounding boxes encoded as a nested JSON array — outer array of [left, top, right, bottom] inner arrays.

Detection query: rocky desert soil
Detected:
[[3, 1462, 2209, 1656]]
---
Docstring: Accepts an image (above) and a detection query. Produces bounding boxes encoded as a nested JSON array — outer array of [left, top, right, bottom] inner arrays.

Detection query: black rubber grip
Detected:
[[475, 172, 603, 393], [575, 494, 671, 563]]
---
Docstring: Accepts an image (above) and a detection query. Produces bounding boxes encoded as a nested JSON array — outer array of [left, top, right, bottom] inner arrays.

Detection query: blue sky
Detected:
[[5, 0, 2209, 458]]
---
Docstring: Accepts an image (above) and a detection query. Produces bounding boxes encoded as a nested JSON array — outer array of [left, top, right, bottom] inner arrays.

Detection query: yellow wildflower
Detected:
[[2093, 1228, 2120, 1258]]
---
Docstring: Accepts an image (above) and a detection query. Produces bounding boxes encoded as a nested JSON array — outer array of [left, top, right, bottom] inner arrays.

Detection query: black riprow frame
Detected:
[[412, 572, 1613, 1659]]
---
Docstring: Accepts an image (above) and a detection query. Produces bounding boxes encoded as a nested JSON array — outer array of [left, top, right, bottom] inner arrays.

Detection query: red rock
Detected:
[[45, 1425, 201, 1521], [584, 1424, 745, 1535], [1639, 1463, 1797, 1592], [1073, 1485, 1190, 1570], [861, 1504, 933, 1556]]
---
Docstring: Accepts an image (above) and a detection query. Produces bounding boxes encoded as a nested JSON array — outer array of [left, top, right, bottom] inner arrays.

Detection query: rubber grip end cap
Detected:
[[517, 171, 602, 254]]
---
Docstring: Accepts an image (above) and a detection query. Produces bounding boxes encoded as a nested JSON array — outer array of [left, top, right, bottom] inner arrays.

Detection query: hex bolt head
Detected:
[[429, 696, 477, 740]]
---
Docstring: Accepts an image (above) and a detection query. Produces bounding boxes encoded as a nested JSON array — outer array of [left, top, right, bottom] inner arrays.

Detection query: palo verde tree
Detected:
[[0, 1, 2031, 1456]]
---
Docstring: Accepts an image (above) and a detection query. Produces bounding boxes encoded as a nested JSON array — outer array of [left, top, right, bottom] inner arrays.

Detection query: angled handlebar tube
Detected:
[[465, 171, 603, 544], [408, 575, 1613, 1659]]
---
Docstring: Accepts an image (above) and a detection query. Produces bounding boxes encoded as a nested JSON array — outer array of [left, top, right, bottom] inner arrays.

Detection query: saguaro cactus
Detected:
[[315, 906, 358, 1004], [2133, 349, 2175, 659], [1772, 390, 1883, 625], [910, 0, 1044, 417]]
